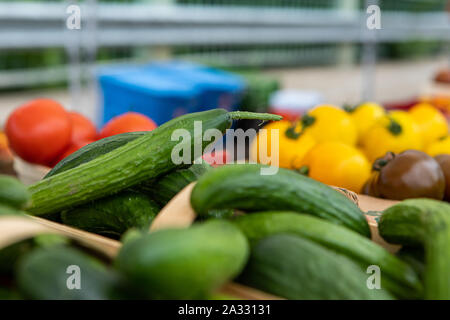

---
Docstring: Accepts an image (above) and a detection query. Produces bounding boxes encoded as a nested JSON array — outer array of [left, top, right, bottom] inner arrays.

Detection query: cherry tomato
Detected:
[[5, 99, 72, 166], [69, 112, 97, 143], [99, 112, 157, 139]]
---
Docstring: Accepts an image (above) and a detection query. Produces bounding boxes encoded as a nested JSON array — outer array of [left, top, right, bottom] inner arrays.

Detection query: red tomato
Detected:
[[52, 139, 94, 167], [99, 112, 157, 138], [5, 99, 72, 166], [69, 112, 97, 143], [202, 150, 229, 167]]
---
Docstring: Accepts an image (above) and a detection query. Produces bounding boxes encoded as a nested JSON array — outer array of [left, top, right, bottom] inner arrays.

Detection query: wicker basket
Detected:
[[0, 179, 399, 300]]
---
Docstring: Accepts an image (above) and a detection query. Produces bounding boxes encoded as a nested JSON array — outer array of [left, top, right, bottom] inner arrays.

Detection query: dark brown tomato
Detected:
[[435, 154, 450, 201], [363, 150, 445, 200]]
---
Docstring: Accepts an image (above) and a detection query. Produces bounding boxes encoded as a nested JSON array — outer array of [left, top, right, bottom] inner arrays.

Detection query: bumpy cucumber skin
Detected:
[[191, 164, 370, 237], [115, 220, 249, 299], [143, 160, 212, 207], [238, 234, 394, 300], [17, 245, 128, 300], [61, 190, 160, 238], [0, 175, 30, 209], [28, 109, 233, 215], [233, 212, 422, 299], [379, 199, 450, 300], [45, 132, 145, 178]]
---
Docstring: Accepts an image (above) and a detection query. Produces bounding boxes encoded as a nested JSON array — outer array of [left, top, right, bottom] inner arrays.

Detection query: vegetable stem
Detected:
[[228, 111, 282, 121]]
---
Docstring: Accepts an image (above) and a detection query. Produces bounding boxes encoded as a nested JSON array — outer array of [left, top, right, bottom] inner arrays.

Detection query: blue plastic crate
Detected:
[[98, 67, 200, 126], [148, 61, 246, 112], [98, 62, 246, 127]]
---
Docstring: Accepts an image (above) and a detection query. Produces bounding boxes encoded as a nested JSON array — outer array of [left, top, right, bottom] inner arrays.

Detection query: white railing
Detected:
[[0, 2, 449, 100]]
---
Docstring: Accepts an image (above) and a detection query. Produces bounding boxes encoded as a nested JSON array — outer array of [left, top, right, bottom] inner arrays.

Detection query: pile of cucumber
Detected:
[[1, 108, 449, 300], [0, 221, 248, 300]]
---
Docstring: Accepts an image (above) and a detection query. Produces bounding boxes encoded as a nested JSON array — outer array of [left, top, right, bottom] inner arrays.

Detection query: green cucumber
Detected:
[[46, 132, 145, 178], [379, 199, 450, 299], [0, 203, 25, 216], [208, 293, 240, 300], [115, 220, 249, 299], [396, 246, 425, 282], [16, 244, 130, 300], [0, 240, 34, 276], [120, 228, 146, 244], [238, 234, 394, 300], [144, 161, 233, 219], [28, 110, 281, 216], [61, 190, 159, 238], [0, 234, 69, 276], [0, 175, 30, 209], [233, 212, 422, 299], [191, 164, 370, 237], [142, 160, 212, 207], [0, 287, 21, 300]]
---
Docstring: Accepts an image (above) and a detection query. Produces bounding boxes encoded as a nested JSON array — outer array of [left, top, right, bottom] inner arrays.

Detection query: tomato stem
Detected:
[[387, 118, 402, 136], [301, 114, 316, 129], [343, 103, 357, 113], [285, 122, 301, 139], [296, 165, 310, 176], [373, 152, 395, 171]]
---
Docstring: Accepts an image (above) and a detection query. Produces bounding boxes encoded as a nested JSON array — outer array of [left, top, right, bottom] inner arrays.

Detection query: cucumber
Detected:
[[191, 164, 370, 237], [115, 220, 249, 299], [142, 160, 212, 207], [0, 175, 30, 209], [28, 110, 281, 216], [0, 240, 34, 276], [0, 203, 25, 216], [61, 190, 160, 238], [145, 161, 233, 219], [238, 234, 394, 300], [120, 228, 146, 244], [142, 160, 233, 219], [199, 209, 234, 220], [0, 234, 69, 276], [46, 132, 145, 178], [0, 287, 21, 300], [396, 246, 425, 282], [233, 212, 422, 299], [379, 199, 450, 299], [16, 244, 131, 300]]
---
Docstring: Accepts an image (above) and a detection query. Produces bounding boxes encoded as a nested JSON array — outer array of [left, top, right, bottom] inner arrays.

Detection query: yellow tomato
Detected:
[[348, 102, 385, 143], [409, 103, 448, 146], [250, 120, 316, 169], [300, 141, 371, 193], [362, 110, 422, 162], [301, 105, 357, 145], [426, 136, 450, 156]]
